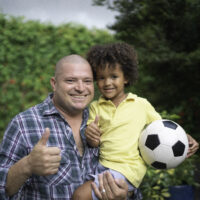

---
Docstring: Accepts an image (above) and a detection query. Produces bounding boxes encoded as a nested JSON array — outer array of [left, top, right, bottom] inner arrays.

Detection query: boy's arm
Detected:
[[85, 116, 101, 147]]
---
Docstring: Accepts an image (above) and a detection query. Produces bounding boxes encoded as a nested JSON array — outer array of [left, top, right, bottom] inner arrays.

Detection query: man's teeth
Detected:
[[72, 95, 87, 98]]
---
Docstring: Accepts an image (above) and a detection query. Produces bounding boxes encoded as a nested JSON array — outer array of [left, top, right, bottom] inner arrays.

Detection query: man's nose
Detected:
[[75, 81, 85, 91]]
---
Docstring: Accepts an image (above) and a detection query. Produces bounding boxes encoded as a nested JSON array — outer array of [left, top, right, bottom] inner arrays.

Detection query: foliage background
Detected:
[[0, 13, 115, 139], [1, 0, 200, 198], [93, 0, 200, 141], [1, 0, 199, 140]]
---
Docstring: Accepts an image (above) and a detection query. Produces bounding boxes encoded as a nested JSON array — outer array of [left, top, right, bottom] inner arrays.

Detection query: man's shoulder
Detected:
[[15, 97, 50, 119]]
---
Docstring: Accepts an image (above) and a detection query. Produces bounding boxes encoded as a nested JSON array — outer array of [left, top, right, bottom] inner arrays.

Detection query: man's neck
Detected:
[[52, 99, 84, 156], [52, 98, 83, 120]]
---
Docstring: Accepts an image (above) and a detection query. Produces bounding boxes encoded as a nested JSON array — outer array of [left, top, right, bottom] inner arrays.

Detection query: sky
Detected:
[[0, 0, 118, 29]]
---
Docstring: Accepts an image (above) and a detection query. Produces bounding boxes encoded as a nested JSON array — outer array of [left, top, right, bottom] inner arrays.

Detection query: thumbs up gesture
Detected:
[[85, 116, 101, 147], [27, 128, 61, 176]]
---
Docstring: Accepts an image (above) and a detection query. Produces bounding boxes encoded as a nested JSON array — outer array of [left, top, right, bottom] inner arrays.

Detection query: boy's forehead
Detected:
[[98, 63, 121, 70]]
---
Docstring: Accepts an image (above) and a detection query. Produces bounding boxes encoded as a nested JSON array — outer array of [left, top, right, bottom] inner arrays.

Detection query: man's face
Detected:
[[51, 62, 94, 115]]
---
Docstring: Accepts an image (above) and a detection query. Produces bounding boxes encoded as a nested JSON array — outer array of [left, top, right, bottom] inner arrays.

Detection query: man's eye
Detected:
[[85, 80, 93, 84], [65, 79, 74, 83]]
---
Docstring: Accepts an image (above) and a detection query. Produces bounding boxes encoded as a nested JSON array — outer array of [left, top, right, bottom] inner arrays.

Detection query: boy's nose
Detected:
[[104, 78, 112, 85]]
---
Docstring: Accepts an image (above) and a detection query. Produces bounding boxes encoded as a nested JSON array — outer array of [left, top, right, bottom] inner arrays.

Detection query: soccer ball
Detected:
[[139, 119, 189, 169]]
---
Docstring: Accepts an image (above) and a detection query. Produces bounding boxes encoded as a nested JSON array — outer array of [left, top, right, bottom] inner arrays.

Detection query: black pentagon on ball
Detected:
[[163, 120, 178, 130], [145, 134, 160, 150], [151, 161, 167, 169], [172, 141, 185, 156]]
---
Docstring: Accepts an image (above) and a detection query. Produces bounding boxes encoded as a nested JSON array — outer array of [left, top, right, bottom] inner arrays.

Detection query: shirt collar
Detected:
[[42, 93, 89, 120], [42, 93, 59, 116], [98, 92, 137, 104]]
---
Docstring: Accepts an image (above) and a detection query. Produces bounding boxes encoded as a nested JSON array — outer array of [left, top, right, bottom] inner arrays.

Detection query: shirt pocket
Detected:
[[50, 150, 73, 185]]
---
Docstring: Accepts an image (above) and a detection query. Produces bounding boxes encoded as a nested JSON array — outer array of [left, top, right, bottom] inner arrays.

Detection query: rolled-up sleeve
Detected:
[[0, 165, 10, 199], [0, 118, 27, 199]]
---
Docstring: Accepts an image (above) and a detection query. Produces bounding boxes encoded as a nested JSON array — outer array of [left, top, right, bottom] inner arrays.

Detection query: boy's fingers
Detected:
[[94, 115, 100, 125]]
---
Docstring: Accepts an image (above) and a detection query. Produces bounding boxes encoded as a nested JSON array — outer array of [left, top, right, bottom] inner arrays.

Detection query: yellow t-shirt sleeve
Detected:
[[144, 99, 162, 124]]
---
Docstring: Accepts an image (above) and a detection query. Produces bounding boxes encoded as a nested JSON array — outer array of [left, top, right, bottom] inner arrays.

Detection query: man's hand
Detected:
[[6, 128, 61, 196], [187, 134, 199, 158], [85, 116, 101, 147], [27, 128, 61, 176], [92, 171, 128, 200]]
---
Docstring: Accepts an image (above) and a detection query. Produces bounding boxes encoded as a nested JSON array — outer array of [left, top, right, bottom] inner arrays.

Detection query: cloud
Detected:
[[0, 0, 118, 29]]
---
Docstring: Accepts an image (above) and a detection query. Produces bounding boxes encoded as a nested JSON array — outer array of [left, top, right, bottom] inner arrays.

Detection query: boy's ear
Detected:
[[124, 79, 129, 84]]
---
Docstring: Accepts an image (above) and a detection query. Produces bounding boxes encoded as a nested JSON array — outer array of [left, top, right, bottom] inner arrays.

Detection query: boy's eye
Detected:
[[112, 75, 118, 79], [98, 77, 104, 80]]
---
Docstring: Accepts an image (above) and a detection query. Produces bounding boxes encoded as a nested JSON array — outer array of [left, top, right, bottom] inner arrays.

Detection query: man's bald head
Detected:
[[55, 54, 90, 79], [51, 54, 94, 116]]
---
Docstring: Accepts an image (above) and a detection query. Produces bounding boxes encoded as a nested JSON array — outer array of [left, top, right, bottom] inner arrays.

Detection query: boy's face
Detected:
[[96, 64, 128, 106]]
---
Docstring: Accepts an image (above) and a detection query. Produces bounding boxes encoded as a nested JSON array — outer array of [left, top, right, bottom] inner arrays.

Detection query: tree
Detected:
[[92, 0, 200, 136]]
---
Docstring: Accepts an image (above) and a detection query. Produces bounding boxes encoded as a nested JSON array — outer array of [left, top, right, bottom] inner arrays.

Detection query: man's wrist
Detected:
[[22, 155, 32, 177]]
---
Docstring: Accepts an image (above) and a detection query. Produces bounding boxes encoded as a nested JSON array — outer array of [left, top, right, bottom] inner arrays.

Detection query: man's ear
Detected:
[[50, 77, 56, 91]]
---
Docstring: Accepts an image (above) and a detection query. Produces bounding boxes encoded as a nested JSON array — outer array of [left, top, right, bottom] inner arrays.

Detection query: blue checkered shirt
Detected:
[[0, 93, 99, 199]]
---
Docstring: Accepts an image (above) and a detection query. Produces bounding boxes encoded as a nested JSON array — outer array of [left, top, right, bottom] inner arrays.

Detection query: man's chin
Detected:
[[71, 102, 88, 111]]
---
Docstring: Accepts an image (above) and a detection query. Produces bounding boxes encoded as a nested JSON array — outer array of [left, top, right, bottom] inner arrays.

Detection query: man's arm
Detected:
[[6, 155, 31, 196], [92, 171, 129, 200], [187, 134, 199, 157], [6, 128, 61, 196]]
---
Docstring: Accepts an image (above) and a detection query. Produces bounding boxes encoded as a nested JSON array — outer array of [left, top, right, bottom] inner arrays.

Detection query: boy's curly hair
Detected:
[[87, 42, 138, 87]]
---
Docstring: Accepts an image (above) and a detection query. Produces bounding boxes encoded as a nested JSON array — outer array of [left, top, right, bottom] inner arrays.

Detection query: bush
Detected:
[[140, 155, 200, 200], [0, 13, 115, 139]]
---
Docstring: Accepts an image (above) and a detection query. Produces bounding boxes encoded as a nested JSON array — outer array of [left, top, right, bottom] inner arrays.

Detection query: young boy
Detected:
[[72, 43, 199, 200]]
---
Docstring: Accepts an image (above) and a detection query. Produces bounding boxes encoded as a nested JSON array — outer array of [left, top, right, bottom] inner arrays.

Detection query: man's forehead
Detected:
[[58, 55, 88, 66], [59, 63, 93, 78], [55, 54, 91, 73], [56, 61, 92, 78]]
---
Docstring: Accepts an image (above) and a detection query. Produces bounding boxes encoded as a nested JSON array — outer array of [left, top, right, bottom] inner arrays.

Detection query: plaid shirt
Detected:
[[0, 93, 99, 200]]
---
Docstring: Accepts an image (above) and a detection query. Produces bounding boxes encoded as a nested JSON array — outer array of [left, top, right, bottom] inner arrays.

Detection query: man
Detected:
[[0, 55, 129, 199]]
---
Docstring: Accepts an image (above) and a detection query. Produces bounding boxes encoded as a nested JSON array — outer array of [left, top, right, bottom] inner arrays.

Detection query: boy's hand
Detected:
[[187, 134, 199, 158], [85, 116, 101, 147]]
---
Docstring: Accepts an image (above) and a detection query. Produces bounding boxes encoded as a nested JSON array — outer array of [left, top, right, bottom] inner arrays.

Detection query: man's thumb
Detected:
[[94, 115, 99, 125], [38, 128, 50, 146]]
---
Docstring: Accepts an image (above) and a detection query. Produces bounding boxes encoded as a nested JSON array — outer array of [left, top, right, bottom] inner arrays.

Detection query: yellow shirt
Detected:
[[87, 93, 161, 187]]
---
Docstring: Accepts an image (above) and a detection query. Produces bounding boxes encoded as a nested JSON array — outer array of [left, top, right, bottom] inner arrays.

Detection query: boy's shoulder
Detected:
[[128, 92, 148, 102]]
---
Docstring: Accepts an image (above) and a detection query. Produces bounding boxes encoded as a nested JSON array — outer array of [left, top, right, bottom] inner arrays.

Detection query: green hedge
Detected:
[[0, 14, 115, 139]]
